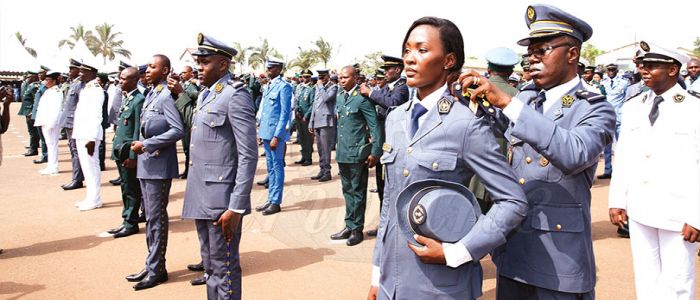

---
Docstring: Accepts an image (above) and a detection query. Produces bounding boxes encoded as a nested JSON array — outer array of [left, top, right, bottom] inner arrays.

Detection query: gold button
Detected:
[[539, 157, 549, 167], [511, 138, 516, 144], [432, 162, 439, 170], [555, 224, 562, 231], [518, 178, 525, 185], [525, 157, 532, 164], [406, 147, 413, 154], [403, 169, 409, 177]]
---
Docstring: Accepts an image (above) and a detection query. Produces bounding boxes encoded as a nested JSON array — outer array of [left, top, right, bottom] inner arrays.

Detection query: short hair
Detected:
[[153, 54, 171, 70], [341, 65, 357, 76], [402, 17, 464, 74]]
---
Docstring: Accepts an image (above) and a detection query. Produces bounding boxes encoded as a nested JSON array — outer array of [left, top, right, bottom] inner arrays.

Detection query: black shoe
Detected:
[[109, 177, 122, 186], [330, 227, 351, 240], [187, 261, 204, 272], [137, 214, 147, 223], [62, 181, 84, 190], [597, 173, 612, 179], [310, 171, 323, 180], [617, 225, 630, 239], [255, 202, 271, 212], [346, 229, 364, 246], [33, 157, 47, 164], [264, 183, 269, 189], [262, 204, 281, 216], [294, 159, 305, 164], [257, 178, 269, 186], [179, 172, 187, 179], [107, 225, 125, 234], [300, 160, 312, 166], [133, 272, 168, 290], [318, 174, 332, 182], [23, 150, 38, 156], [366, 229, 378, 237], [100, 163, 106, 171], [113, 226, 139, 238], [369, 188, 378, 193], [190, 275, 206, 286], [126, 268, 148, 282]]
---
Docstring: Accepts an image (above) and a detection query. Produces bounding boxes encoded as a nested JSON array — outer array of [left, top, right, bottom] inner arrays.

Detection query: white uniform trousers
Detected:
[[76, 138, 102, 206], [629, 219, 697, 300], [41, 126, 61, 172]]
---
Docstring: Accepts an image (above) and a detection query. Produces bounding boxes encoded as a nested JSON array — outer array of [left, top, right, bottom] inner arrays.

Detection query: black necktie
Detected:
[[649, 96, 663, 126], [410, 103, 428, 137], [344, 92, 349, 102], [532, 92, 546, 113]]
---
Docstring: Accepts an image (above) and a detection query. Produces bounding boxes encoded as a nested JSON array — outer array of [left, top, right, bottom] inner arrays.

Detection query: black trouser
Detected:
[[117, 161, 142, 228], [25, 116, 39, 151], [34, 125, 47, 159], [99, 130, 105, 170], [375, 119, 385, 210], [297, 118, 312, 162], [181, 127, 191, 176]]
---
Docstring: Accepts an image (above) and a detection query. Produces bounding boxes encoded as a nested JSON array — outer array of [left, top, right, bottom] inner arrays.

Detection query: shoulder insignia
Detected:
[[215, 83, 224, 93], [519, 81, 538, 91], [575, 89, 605, 102], [624, 88, 645, 102], [156, 85, 163, 92], [561, 95, 575, 107], [437, 97, 452, 114], [352, 90, 357, 97], [382, 143, 392, 153], [229, 80, 245, 90], [688, 90, 700, 99], [673, 94, 685, 103]]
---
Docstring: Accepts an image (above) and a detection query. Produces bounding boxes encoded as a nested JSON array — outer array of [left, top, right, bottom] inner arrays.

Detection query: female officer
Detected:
[[367, 17, 527, 300]]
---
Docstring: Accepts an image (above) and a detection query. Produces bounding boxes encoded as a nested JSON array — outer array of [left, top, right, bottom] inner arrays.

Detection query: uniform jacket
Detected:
[[72, 79, 105, 141], [136, 81, 184, 179], [309, 81, 338, 129], [491, 80, 615, 293], [107, 84, 123, 125], [112, 89, 145, 161], [335, 85, 382, 164], [295, 83, 315, 120], [258, 75, 292, 141], [30, 83, 47, 120], [33, 86, 63, 128], [609, 84, 700, 231], [17, 81, 39, 116], [368, 77, 409, 120], [372, 88, 527, 300], [174, 81, 199, 130], [59, 79, 84, 129], [182, 74, 258, 220]]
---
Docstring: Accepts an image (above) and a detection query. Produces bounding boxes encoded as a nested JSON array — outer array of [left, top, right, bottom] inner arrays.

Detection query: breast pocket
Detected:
[[525, 202, 585, 276], [201, 111, 227, 141], [411, 150, 458, 172], [203, 163, 235, 183]]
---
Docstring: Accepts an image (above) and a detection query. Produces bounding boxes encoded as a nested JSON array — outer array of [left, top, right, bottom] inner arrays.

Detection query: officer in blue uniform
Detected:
[[125, 54, 184, 291], [60, 59, 86, 190], [182, 33, 258, 300], [255, 57, 292, 216], [457, 5, 615, 299]]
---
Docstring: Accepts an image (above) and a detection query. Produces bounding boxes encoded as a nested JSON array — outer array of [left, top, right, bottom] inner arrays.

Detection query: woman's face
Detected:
[[403, 24, 450, 91], [592, 73, 601, 83]]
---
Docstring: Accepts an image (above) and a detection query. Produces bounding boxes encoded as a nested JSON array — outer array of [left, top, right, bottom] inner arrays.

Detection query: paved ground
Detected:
[[0, 102, 698, 299]]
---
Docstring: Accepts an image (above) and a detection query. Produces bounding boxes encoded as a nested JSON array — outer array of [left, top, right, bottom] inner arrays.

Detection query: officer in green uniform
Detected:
[[294, 69, 315, 166], [18, 71, 40, 156], [170, 65, 199, 179], [106, 67, 145, 238], [330, 65, 382, 247], [468, 47, 520, 213]]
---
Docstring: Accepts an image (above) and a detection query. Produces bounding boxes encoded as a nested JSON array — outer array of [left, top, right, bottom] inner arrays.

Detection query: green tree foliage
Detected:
[[581, 42, 605, 65], [90, 23, 132, 63], [15, 32, 37, 58]]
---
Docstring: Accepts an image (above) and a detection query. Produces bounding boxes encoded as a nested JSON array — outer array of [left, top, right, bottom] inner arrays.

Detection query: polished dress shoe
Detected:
[[318, 174, 332, 182], [255, 202, 271, 212], [294, 159, 305, 164], [256, 177, 269, 186], [113, 226, 139, 238], [346, 229, 364, 246], [262, 204, 281, 216], [126, 269, 148, 282], [62, 181, 84, 190], [597, 173, 612, 179], [107, 225, 125, 234], [33, 157, 48, 164], [187, 261, 204, 272], [133, 272, 168, 290], [366, 229, 378, 237], [310, 171, 323, 180], [330, 227, 351, 240], [23, 150, 38, 156], [109, 177, 122, 185], [190, 275, 206, 286], [300, 160, 312, 166]]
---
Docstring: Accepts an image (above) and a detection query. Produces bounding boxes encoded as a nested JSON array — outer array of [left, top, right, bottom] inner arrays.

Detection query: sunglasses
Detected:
[[523, 42, 572, 59]]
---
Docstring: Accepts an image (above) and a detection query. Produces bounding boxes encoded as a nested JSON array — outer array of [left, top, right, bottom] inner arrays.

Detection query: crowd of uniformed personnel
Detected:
[[2, 3, 700, 300]]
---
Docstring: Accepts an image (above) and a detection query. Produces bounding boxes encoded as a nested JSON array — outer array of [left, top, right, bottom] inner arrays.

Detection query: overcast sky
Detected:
[[1, 0, 698, 71]]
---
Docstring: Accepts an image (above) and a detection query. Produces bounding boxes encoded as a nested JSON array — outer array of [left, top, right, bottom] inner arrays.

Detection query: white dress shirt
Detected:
[[34, 85, 64, 128], [72, 79, 105, 141]]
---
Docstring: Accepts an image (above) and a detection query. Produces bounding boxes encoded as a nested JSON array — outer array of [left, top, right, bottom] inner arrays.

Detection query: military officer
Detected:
[[457, 5, 615, 298], [685, 58, 700, 92], [309, 69, 338, 182], [18, 70, 40, 157], [599, 62, 630, 179], [106, 61, 133, 186], [126, 54, 184, 291], [293, 69, 314, 166], [31, 66, 50, 164], [105, 67, 145, 239], [359, 55, 410, 237], [170, 65, 199, 179], [255, 57, 292, 216], [182, 33, 258, 300], [368, 17, 527, 300], [331, 66, 382, 246], [59, 59, 86, 190], [609, 42, 699, 300]]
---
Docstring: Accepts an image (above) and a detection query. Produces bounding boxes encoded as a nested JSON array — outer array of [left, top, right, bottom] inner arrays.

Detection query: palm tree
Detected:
[[289, 48, 319, 70], [354, 51, 383, 75], [312, 37, 333, 68], [248, 38, 282, 70], [15, 32, 37, 58], [90, 22, 132, 64], [58, 24, 95, 49], [232, 42, 250, 64]]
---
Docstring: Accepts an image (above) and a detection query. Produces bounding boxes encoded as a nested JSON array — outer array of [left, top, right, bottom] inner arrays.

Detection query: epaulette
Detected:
[[623, 88, 645, 102], [228, 80, 245, 90], [688, 90, 700, 99], [395, 78, 406, 87], [518, 81, 538, 91], [575, 89, 606, 102]]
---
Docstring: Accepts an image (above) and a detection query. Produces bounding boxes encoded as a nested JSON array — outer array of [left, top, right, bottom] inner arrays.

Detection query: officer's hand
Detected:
[[85, 141, 95, 156], [681, 223, 700, 243], [366, 286, 378, 300], [167, 77, 183, 96], [365, 155, 377, 168], [456, 71, 512, 109], [214, 210, 242, 242], [302, 118, 307, 123], [608, 208, 628, 227], [123, 158, 137, 169], [270, 137, 279, 150], [131, 141, 145, 154], [359, 83, 371, 97], [308, 128, 314, 135], [407, 234, 446, 264], [257, 137, 262, 145]]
